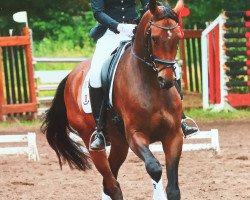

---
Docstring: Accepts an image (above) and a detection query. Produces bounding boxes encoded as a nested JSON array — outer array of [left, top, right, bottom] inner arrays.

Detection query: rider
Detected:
[[174, 6, 198, 137], [89, 0, 149, 151]]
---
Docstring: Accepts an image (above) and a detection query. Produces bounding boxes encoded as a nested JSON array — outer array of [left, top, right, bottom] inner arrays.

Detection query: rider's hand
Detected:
[[117, 24, 137, 37]]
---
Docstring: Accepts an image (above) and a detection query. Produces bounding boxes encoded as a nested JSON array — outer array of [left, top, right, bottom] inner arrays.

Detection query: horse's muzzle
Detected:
[[158, 77, 175, 89]]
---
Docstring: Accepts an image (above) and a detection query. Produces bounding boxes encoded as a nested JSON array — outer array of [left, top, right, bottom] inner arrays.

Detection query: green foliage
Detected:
[[31, 11, 95, 45], [32, 10, 96, 70], [168, 0, 250, 28], [31, 10, 95, 47]]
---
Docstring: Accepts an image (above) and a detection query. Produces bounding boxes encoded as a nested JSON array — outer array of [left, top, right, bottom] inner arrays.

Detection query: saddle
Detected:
[[101, 40, 131, 106], [100, 40, 131, 135]]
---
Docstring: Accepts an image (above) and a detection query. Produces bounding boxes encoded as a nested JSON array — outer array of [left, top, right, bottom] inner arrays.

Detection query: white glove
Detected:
[[117, 23, 137, 37]]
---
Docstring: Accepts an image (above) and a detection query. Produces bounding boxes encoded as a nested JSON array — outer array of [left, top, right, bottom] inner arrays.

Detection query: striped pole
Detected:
[[226, 81, 250, 87], [225, 60, 250, 68], [224, 41, 250, 48], [226, 69, 250, 76], [225, 50, 250, 57], [224, 32, 250, 39], [224, 11, 250, 18], [224, 21, 250, 28]]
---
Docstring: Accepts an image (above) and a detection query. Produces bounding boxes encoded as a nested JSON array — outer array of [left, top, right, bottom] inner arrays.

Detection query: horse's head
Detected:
[[135, 0, 184, 89]]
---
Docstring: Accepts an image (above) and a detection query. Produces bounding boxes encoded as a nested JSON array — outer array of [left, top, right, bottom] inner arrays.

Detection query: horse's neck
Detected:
[[133, 13, 151, 58], [131, 14, 160, 87]]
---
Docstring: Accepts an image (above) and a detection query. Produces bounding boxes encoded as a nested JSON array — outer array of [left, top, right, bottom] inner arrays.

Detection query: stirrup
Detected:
[[182, 116, 200, 138], [89, 130, 107, 152]]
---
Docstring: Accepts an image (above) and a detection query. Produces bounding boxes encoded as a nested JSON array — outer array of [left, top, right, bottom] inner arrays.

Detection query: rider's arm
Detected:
[[91, 0, 119, 33]]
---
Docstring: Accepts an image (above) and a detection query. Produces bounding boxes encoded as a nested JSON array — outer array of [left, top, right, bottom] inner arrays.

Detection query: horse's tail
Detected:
[[41, 75, 91, 171]]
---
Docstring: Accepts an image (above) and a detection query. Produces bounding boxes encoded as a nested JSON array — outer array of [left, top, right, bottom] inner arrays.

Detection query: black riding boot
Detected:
[[175, 80, 198, 137], [181, 113, 198, 138], [89, 86, 106, 151]]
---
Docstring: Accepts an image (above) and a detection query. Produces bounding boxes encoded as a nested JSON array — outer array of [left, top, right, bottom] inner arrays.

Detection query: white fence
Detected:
[[182, 129, 220, 152], [0, 132, 40, 161], [34, 57, 84, 115], [35, 70, 70, 115], [69, 129, 220, 154], [35, 70, 71, 84]]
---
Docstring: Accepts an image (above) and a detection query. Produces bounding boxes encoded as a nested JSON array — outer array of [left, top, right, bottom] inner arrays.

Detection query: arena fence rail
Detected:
[[0, 132, 40, 161]]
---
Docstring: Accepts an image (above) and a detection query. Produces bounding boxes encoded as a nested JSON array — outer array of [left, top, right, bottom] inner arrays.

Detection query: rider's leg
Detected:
[[89, 30, 131, 150], [89, 85, 106, 150], [89, 31, 114, 151], [174, 65, 198, 137]]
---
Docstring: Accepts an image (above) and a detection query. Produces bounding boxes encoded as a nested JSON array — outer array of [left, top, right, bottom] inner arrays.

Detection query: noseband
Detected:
[[132, 7, 179, 74]]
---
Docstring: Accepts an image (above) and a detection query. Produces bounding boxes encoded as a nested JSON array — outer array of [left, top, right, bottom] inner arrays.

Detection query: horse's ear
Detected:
[[149, 0, 162, 17], [149, 0, 157, 14], [173, 0, 184, 15]]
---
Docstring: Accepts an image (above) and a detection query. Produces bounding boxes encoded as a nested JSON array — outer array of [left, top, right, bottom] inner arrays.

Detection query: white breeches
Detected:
[[89, 29, 131, 88]]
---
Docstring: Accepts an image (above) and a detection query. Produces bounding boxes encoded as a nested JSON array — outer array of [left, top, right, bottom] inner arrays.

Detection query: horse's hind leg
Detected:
[[99, 131, 129, 199], [81, 132, 123, 199], [162, 132, 183, 200], [89, 150, 123, 200], [108, 134, 129, 179]]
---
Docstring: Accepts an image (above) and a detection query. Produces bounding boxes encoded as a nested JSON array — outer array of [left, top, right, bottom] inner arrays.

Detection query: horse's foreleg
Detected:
[[162, 132, 183, 200], [129, 133, 162, 181], [128, 132, 166, 200]]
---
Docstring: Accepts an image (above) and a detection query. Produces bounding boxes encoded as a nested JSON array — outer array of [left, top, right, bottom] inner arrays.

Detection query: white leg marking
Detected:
[[102, 191, 112, 200], [152, 178, 168, 200]]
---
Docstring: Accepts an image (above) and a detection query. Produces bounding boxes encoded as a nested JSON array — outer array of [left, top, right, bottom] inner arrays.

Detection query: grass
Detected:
[[0, 118, 42, 129], [38, 90, 56, 97], [185, 108, 250, 122]]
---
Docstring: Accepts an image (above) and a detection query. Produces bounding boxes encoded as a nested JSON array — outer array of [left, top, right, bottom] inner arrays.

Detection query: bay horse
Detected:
[[42, 0, 184, 199]]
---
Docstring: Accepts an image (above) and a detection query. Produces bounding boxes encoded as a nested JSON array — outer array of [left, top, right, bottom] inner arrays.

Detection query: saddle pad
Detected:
[[81, 72, 92, 113], [81, 42, 130, 113]]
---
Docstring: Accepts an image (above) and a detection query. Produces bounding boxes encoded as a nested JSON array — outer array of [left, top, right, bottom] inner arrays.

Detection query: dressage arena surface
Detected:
[[0, 120, 249, 200]]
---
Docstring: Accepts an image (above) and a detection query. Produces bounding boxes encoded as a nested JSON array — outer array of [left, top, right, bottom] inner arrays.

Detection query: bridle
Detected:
[[132, 7, 179, 74]]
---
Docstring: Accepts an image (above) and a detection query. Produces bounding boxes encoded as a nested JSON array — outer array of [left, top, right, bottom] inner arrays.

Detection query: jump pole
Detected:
[[69, 130, 221, 154]]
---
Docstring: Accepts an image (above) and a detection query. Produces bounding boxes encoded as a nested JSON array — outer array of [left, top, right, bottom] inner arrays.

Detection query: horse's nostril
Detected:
[[158, 76, 164, 83], [158, 77, 166, 88], [158, 77, 174, 89]]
